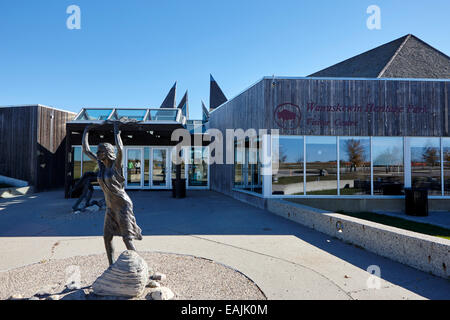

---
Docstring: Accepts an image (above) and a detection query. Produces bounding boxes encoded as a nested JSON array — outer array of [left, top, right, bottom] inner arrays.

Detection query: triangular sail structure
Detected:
[[209, 74, 227, 111], [177, 90, 189, 119], [201, 101, 209, 122], [308, 34, 450, 79], [159, 82, 177, 108]]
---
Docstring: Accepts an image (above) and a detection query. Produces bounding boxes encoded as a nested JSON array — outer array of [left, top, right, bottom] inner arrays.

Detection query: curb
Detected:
[[266, 199, 450, 280]]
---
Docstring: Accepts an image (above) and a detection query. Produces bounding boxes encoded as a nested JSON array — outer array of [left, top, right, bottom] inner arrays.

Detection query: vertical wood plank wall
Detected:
[[36, 106, 75, 191], [209, 78, 450, 196], [0, 105, 75, 191], [0, 106, 37, 185]]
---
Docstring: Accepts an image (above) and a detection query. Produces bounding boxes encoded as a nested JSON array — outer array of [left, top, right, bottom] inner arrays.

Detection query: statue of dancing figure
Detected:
[[82, 121, 143, 265]]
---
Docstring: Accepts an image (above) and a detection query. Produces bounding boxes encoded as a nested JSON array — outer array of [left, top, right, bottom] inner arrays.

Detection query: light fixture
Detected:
[[128, 135, 133, 139]]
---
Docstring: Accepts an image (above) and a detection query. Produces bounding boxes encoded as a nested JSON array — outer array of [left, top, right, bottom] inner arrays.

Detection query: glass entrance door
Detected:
[[151, 148, 169, 188], [126, 148, 143, 188]]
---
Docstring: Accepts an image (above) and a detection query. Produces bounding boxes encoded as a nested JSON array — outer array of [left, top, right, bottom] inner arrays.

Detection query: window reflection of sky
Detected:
[[306, 137, 336, 162], [372, 137, 403, 165]]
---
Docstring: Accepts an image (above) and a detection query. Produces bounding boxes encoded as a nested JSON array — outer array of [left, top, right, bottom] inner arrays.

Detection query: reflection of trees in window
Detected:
[[422, 145, 439, 167], [374, 146, 402, 171], [344, 139, 365, 172]]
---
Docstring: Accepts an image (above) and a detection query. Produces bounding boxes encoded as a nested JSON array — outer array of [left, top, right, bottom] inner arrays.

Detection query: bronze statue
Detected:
[[82, 121, 143, 265], [71, 171, 98, 211]]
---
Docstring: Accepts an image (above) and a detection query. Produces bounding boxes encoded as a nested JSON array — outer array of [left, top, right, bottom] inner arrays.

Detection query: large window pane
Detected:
[[411, 137, 441, 195], [372, 137, 404, 195], [76, 109, 113, 120], [73, 146, 82, 180], [339, 137, 371, 195], [82, 146, 98, 174], [272, 136, 304, 195], [306, 137, 337, 195], [171, 148, 186, 181], [234, 140, 244, 188], [188, 147, 208, 187], [246, 137, 262, 194], [444, 138, 450, 196], [113, 109, 147, 121], [144, 147, 150, 186], [152, 149, 167, 187], [82, 146, 99, 186]]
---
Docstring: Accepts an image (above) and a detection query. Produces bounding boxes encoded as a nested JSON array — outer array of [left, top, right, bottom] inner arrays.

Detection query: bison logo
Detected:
[[274, 103, 301, 129]]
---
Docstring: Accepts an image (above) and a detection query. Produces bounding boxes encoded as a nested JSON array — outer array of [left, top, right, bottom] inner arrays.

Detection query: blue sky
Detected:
[[0, 0, 449, 119]]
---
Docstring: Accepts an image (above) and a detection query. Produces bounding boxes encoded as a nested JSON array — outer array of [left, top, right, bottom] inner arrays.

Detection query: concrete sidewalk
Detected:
[[0, 190, 449, 300]]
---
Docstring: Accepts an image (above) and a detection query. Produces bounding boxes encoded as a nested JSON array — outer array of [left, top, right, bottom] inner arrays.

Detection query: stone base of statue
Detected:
[[92, 250, 150, 298]]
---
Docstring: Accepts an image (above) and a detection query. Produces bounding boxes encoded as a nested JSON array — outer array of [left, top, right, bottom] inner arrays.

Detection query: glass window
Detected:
[[76, 109, 113, 121], [410, 137, 441, 195], [148, 109, 178, 121], [112, 109, 147, 121], [339, 137, 371, 195], [188, 147, 208, 187], [82, 146, 99, 186], [144, 147, 150, 186], [152, 149, 167, 187], [82, 146, 98, 174], [444, 138, 450, 196], [73, 146, 82, 180], [246, 137, 262, 194], [234, 140, 244, 189], [171, 147, 186, 181], [272, 136, 304, 195], [372, 137, 404, 195], [306, 137, 337, 195]]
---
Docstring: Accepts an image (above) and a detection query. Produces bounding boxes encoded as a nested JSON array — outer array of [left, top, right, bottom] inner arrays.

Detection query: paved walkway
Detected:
[[0, 190, 449, 300]]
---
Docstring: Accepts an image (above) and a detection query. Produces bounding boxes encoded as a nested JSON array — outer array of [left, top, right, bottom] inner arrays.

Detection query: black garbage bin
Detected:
[[172, 179, 186, 199], [405, 188, 428, 217]]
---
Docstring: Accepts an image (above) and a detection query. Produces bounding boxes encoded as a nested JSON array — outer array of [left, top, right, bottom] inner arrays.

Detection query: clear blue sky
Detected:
[[1, 0, 449, 120]]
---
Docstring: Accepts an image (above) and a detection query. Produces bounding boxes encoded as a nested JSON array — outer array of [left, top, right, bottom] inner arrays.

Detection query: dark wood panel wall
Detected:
[[0, 106, 37, 185], [265, 78, 449, 137], [208, 78, 450, 195], [0, 105, 75, 191], [36, 106, 75, 191]]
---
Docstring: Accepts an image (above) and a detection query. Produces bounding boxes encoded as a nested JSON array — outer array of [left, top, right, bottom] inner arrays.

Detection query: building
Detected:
[[63, 79, 222, 197], [207, 34, 450, 212], [0, 105, 76, 191], [2, 34, 449, 213]]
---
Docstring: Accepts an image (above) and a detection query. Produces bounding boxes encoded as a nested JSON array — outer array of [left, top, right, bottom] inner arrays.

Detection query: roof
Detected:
[[309, 34, 450, 79]]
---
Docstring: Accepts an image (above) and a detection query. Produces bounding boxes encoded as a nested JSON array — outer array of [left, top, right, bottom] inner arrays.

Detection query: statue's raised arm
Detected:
[[114, 122, 123, 171], [82, 125, 98, 161]]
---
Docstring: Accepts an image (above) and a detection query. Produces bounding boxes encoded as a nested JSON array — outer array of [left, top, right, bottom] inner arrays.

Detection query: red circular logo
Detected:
[[274, 103, 301, 129]]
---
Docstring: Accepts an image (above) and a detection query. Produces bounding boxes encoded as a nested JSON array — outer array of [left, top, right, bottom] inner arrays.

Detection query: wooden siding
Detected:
[[265, 78, 449, 137], [208, 80, 265, 195], [0, 106, 37, 185], [0, 105, 75, 191], [36, 106, 75, 191]]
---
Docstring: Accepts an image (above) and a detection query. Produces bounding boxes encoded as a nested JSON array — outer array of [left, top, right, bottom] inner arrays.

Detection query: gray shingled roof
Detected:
[[309, 34, 450, 79]]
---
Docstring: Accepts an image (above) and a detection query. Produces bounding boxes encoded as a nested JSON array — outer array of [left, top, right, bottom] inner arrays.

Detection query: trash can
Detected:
[[172, 179, 186, 199], [405, 188, 428, 217]]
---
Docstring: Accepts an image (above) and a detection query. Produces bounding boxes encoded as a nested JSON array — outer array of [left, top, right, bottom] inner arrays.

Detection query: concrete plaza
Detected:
[[0, 190, 449, 300]]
